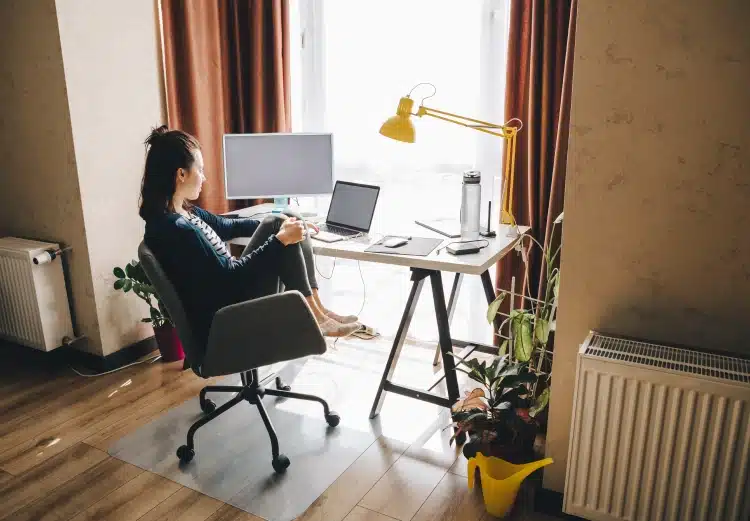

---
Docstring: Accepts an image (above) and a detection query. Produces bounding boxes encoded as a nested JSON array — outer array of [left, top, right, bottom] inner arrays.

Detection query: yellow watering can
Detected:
[[467, 452, 554, 518]]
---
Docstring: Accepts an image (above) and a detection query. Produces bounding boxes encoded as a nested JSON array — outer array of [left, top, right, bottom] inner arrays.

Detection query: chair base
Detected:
[[177, 369, 340, 473]]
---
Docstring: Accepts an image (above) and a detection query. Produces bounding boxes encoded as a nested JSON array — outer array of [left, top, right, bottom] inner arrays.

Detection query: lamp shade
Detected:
[[379, 96, 416, 143]]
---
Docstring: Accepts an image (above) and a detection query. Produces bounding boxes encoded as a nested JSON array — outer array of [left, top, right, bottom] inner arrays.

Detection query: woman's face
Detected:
[[176, 149, 205, 201]]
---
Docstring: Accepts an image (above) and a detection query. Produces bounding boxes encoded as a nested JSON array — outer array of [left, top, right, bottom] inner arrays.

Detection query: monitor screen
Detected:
[[326, 182, 380, 231], [223, 133, 333, 199]]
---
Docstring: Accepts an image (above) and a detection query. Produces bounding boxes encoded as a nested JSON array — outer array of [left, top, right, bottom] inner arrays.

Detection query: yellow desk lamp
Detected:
[[379, 83, 521, 228]]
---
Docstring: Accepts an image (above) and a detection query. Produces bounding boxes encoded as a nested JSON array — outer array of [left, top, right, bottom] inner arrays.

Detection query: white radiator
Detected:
[[565, 332, 750, 521], [0, 237, 74, 351]]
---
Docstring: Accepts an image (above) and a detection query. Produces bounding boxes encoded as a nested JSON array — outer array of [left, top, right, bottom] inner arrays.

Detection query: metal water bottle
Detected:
[[460, 170, 482, 239]]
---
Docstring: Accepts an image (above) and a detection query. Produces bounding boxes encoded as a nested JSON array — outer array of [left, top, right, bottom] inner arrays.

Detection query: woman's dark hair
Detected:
[[139, 125, 201, 221]]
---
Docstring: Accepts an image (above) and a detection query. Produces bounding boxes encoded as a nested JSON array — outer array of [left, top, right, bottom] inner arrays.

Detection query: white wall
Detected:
[[547, 0, 750, 492], [55, 0, 165, 355], [0, 0, 102, 354]]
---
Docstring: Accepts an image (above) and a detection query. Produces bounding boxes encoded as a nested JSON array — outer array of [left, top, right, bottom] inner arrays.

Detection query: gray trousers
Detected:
[[240, 211, 318, 299]]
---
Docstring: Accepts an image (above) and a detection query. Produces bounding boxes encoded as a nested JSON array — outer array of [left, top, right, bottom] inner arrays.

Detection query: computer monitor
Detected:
[[223, 133, 334, 199]]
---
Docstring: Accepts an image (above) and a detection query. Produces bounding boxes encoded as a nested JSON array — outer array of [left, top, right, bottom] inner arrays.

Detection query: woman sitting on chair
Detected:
[[140, 125, 360, 347]]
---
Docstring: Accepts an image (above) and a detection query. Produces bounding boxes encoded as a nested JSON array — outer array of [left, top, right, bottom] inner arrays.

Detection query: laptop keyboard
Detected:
[[319, 223, 360, 236]]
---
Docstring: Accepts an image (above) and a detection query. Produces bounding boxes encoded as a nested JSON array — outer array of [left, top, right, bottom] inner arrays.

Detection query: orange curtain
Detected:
[[161, 0, 291, 214], [496, 0, 578, 306]]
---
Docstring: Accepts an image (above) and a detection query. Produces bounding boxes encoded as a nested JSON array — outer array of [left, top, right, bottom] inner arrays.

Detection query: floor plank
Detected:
[[343, 506, 400, 521], [205, 504, 265, 521], [136, 487, 223, 521], [411, 471, 486, 521], [0, 362, 186, 474], [0, 443, 108, 519], [296, 437, 409, 521], [84, 370, 215, 450], [8, 456, 143, 521], [0, 469, 11, 486], [358, 452, 447, 521], [68, 470, 181, 521]]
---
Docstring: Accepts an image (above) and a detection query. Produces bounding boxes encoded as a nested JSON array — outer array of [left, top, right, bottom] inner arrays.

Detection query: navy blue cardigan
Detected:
[[144, 206, 282, 353]]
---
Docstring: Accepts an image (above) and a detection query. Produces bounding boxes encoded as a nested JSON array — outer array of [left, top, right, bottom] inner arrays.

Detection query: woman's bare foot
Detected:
[[318, 318, 360, 338], [324, 310, 359, 324]]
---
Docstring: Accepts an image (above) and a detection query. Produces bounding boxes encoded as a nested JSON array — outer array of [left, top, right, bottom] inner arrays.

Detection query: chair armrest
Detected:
[[200, 291, 326, 377]]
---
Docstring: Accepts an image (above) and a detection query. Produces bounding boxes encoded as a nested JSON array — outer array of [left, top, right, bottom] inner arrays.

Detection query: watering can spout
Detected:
[[511, 457, 554, 483]]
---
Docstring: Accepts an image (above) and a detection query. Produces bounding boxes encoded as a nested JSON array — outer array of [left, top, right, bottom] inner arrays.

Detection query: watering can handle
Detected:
[[467, 458, 477, 489]]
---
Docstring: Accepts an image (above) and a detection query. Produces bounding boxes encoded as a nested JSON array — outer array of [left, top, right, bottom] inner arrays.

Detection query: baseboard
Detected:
[[67, 335, 159, 373], [0, 335, 159, 374], [534, 488, 586, 520]]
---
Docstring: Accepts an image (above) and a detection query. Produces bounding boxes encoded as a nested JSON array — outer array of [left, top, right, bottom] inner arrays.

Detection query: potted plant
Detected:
[[450, 355, 547, 464], [113, 260, 184, 362], [484, 212, 563, 431]]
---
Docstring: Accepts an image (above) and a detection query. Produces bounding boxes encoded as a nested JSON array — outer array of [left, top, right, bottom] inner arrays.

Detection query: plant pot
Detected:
[[463, 430, 537, 464], [153, 324, 184, 362]]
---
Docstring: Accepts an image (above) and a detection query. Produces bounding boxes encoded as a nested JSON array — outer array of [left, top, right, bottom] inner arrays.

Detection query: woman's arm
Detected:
[[171, 219, 281, 283], [193, 206, 260, 240]]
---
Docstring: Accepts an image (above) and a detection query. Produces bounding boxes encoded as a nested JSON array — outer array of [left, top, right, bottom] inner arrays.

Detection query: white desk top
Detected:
[[226, 204, 528, 276]]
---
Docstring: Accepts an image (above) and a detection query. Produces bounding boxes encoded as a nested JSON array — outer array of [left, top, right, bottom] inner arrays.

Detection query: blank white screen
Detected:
[[223, 133, 333, 199]]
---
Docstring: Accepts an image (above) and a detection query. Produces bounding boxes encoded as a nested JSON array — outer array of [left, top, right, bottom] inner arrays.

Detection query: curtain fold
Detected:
[[161, 0, 291, 214], [496, 0, 578, 307]]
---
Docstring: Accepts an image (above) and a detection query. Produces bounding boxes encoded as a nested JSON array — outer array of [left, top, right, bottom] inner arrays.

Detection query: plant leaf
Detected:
[[125, 262, 136, 278], [535, 318, 550, 345], [513, 315, 534, 362], [530, 387, 550, 417], [498, 339, 509, 356], [486, 292, 506, 324], [122, 279, 133, 292], [500, 373, 538, 390], [114, 278, 125, 290]]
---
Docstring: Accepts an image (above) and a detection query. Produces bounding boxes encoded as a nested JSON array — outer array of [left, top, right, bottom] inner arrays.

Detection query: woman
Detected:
[[140, 125, 360, 353]]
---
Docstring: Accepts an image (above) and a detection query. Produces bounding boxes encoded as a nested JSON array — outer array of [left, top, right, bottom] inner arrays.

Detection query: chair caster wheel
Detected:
[[325, 412, 341, 427], [200, 398, 216, 414], [275, 378, 291, 391], [177, 445, 195, 463], [272, 454, 290, 473]]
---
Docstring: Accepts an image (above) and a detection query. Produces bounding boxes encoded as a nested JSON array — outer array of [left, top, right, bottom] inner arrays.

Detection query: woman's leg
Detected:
[[283, 210, 359, 323], [241, 216, 319, 316], [243, 215, 359, 337]]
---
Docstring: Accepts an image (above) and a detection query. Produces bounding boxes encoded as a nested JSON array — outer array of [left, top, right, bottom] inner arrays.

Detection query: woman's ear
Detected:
[[176, 168, 185, 182]]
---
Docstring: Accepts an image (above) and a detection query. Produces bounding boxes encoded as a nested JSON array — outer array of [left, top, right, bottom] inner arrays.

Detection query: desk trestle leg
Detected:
[[369, 269, 427, 419]]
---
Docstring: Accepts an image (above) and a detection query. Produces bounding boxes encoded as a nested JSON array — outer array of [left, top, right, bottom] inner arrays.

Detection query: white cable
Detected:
[[70, 354, 162, 377]]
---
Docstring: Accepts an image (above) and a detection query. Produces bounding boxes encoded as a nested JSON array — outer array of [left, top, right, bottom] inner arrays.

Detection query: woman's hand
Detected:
[[305, 221, 320, 235], [276, 217, 306, 245]]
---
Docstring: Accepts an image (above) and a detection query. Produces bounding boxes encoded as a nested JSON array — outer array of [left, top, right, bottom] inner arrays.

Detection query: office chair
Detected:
[[138, 242, 339, 473]]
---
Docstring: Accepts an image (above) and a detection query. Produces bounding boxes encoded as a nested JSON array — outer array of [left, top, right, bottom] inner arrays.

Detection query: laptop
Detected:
[[312, 181, 380, 243]]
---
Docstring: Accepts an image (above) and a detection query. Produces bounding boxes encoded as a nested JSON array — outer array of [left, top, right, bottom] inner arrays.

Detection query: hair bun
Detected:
[[145, 125, 170, 146]]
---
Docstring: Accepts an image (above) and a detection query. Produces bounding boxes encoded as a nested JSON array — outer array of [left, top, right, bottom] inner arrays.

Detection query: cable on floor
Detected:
[[70, 354, 162, 377]]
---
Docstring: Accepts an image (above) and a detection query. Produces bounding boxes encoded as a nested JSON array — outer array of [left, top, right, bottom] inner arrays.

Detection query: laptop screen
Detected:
[[326, 181, 380, 232]]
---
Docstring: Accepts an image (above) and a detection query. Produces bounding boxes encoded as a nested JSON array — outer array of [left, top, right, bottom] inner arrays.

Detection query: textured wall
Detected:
[[56, 0, 165, 356], [546, 0, 750, 492], [0, 0, 102, 354]]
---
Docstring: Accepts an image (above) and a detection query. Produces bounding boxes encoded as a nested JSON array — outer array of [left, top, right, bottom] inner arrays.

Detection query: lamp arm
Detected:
[[416, 105, 519, 139]]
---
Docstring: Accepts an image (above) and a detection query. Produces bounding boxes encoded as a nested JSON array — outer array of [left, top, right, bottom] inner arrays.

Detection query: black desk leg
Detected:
[[369, 270, 427, 419], [430, 271, 461, 406], [433, 273, 464, 366]]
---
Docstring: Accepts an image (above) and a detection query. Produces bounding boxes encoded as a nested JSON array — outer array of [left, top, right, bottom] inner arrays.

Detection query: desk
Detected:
[[227, 204, 528, 419]]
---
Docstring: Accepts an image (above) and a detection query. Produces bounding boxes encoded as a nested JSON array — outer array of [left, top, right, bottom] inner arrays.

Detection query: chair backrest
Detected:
[[138, 241, 204, 375]]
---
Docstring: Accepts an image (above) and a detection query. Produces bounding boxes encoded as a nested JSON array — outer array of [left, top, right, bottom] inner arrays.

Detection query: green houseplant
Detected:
[[450, 355, 547, 463], [113, 260, 184, 362], [450, 214, 562, 462]]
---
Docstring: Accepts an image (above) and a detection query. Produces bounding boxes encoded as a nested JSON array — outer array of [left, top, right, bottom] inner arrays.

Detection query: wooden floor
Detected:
[[0, 340, 557, 521], [0, 261, 557, 521]]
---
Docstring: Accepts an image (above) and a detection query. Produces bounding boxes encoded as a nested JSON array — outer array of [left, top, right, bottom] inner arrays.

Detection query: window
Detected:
[[291, 0, 510, 228], [290, 1, 511, 344]]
